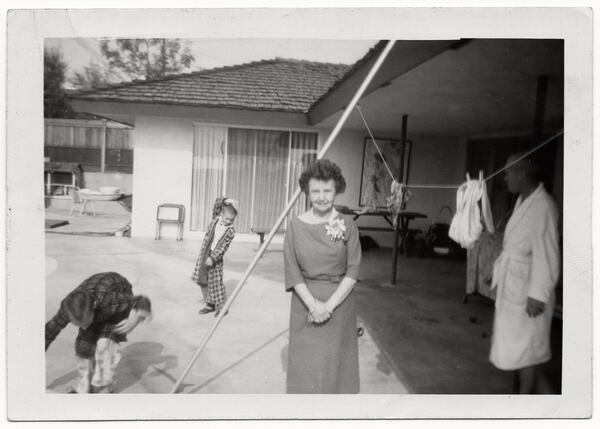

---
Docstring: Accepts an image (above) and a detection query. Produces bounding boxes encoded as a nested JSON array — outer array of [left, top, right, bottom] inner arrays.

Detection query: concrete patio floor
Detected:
[[44, 208, 562, 395], [44, 209, 407, 394]]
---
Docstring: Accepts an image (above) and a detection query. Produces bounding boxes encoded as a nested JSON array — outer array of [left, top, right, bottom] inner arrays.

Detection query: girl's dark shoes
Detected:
[[198, 305, 215, 315]]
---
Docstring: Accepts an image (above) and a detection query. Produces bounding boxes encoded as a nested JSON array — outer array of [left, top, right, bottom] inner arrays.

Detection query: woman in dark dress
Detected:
[[284, 159, 362, 393]]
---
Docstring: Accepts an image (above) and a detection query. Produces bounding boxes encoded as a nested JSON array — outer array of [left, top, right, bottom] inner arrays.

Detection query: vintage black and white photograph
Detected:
[[5, 6, 594, 421]]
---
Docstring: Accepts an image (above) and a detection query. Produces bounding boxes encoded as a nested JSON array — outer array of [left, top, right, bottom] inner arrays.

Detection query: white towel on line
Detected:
[[449, 173, 494, 249]]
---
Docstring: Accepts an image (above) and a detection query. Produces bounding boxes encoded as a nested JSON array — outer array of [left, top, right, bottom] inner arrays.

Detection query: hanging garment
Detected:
[[386, 180, 411, 227], [489, 184, 560, 370], [449, 172, 494, 249], [466, 230, 503, 298]]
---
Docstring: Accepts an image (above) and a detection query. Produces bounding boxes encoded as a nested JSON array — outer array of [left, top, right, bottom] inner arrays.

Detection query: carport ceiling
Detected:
[[317, 39, 564, 137]]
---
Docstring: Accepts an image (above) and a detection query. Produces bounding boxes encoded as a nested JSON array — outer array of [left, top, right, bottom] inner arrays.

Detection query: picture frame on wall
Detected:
[[359, 137, 412, 208]]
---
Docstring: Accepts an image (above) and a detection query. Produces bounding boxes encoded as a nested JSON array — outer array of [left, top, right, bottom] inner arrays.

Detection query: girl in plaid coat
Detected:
[[45, 272, 152, 393], [192, 197, 238, 316]]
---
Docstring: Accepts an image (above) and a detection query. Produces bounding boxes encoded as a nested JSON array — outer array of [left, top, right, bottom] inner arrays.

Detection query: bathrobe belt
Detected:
[[491, 251, 532, 290]]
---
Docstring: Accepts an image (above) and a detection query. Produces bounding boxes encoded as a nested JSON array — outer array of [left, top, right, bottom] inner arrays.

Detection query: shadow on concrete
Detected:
[[114, 341, 179, 393], [375, 352, 394, 376], [46, 342, 178, 393], [185, 329, 289, 393], [46, 369, 79, 391]]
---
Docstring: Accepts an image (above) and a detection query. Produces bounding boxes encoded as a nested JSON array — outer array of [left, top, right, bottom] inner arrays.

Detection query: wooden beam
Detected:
[[44, 118, 133, 129], [400, 114, 408, 181], [391, 114, 408, 285]]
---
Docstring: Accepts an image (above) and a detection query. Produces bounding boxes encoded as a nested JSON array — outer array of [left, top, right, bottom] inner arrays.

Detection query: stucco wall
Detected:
[[406, 134, 466, 230], [131, 116, 195, 239], [130, 113, 318, 241], [319, 129, 368, 209], [320, 129, 466, 247], [130, 111, 466, 245]]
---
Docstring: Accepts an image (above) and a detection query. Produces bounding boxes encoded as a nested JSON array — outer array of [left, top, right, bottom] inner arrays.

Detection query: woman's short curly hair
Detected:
[[299, 159, 346, 194]]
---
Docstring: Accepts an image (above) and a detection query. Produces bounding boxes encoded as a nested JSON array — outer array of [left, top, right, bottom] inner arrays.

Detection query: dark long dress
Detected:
[[284, 213, 362, 393]]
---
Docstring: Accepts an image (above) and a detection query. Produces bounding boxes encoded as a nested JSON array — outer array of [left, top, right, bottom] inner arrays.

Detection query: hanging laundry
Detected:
[[449, 172, 494, 249], [386, 180, 411, 227]]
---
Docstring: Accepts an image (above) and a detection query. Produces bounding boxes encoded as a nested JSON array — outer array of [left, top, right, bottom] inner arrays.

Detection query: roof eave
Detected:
[[69, 96, 309, 115], [307, 39, 467, 126], [69, 99, 312, 128]]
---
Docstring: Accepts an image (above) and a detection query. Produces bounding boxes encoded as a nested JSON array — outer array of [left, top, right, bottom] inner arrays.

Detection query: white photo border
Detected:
[[5, 6, 593, 420]]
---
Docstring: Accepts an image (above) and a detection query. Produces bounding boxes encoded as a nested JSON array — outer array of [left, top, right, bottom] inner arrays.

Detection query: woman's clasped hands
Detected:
[[307, 300, 332, 325]]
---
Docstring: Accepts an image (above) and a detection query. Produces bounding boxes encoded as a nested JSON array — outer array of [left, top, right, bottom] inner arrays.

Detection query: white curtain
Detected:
[[225, 128, 256, 233], [213, 128, 318, 234], [191, 125, 226, 231], [253, 130, 290, 233]]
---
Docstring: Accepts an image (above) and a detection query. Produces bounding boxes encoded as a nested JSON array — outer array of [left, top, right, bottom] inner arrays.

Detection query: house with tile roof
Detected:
[[69, 39, 564, 245]]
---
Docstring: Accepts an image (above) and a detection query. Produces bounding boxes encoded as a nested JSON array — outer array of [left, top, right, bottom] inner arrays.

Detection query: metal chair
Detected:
[[45, 183, 89, 215], [65, 186, 96, 216], [155, 204, 185, 241], [69, 186, 82, 215]]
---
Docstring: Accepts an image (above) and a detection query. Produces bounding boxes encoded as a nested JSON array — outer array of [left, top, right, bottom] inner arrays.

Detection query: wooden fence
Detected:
[[44, 118, 133, 173]]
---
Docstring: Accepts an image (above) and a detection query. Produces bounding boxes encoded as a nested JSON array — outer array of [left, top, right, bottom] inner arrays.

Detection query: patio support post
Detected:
[[391, 212, 400, 284], [533, 75, 548, 144], [532, 74, 557, 189], [170, 39, 397, 394], [391, 114, 408, 284]]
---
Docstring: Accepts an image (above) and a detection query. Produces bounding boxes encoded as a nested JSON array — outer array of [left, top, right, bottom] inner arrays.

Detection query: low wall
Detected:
[[44, 195, 131, 216]]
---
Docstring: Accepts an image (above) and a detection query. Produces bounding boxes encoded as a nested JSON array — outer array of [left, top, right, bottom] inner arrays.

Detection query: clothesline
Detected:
[[356, 103, 563, 190], [409, 129, 563, 189], [484, 129, 564, 181]]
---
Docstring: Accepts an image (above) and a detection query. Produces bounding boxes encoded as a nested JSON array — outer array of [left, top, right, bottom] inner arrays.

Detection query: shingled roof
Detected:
[[69, 58, 351, 114]]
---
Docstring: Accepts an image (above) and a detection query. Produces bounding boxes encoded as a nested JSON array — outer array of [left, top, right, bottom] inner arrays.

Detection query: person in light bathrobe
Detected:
[[490, 153, 560, 394]]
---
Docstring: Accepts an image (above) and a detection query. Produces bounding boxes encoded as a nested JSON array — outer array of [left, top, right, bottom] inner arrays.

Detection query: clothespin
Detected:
[[466, 172, 471, 181], [478, 170, 483, 183]]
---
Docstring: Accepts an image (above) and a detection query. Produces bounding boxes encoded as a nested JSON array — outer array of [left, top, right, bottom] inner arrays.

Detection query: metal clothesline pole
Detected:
[[169, 39, 398, 394]]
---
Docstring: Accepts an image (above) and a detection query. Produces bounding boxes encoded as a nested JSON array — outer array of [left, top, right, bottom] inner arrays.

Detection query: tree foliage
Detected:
[[69, 61, 113, 90], [99, 38, 195, 82], [44, 47, 73, 118]]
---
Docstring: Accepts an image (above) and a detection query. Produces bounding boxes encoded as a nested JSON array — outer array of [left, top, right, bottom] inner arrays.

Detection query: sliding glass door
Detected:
[[224, 129, 256, 233], [251, 130, 290, 233], [191, 125, 318, 233]]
